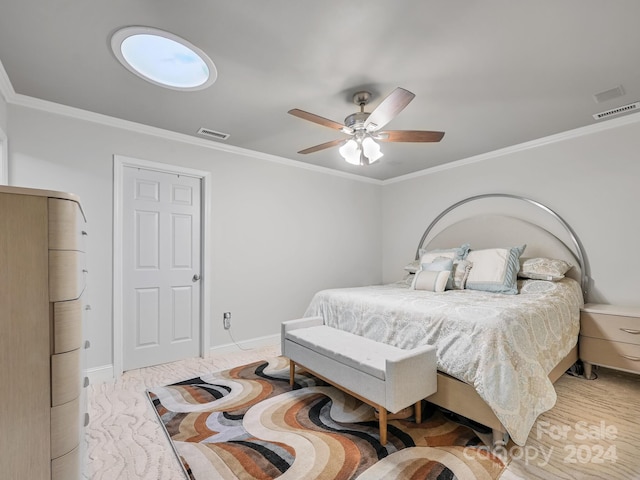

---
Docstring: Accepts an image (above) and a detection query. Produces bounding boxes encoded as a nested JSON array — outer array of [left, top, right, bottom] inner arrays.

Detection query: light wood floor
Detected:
[[84, 347, 640, 480], [502, 366, 640, 480]]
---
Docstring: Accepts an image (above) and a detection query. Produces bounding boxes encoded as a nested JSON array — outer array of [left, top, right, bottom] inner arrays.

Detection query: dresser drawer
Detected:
[[51, 396, 80, 459], [51, 349, 80, 406], [51, 445, 79, 480], [53, 299, 83, 354], [48, 198, 86, 252], [579, 336, 640, 374], [581, 311, 640, 345], [49, 251, 86, 302]]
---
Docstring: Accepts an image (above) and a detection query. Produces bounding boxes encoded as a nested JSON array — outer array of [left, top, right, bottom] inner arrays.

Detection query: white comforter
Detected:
[[304, 277, 583, 445]]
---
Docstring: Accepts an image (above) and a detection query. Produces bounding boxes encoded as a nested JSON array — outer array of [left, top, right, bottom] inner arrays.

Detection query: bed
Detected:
[[304, 194, 589, 447]]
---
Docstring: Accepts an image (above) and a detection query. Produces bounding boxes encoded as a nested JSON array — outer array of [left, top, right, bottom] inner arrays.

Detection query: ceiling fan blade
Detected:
[[364, 87, 415, 131], [288, 108, 347, 131], [297, 138, 345, 154], [377, 130, 445, 142]]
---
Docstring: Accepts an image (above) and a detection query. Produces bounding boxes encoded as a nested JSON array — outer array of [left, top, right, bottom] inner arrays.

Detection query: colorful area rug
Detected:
[[147, 357, 505, 479]]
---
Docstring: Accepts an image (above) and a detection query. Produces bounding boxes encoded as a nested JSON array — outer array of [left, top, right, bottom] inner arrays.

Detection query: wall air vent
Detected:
[[197, 127, 230, 140], [592, 102, 640, 120]]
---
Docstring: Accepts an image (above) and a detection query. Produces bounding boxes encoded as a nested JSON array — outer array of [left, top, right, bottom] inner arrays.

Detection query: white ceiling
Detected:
[[1, 0, 639, 180]]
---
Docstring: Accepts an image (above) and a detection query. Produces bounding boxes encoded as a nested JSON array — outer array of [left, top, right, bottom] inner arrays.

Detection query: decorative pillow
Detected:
[[411, 269, 450, 292], [465, 245, 526, 294], [448, 259, 473, 290], [518, 257, 573, 281], [418, 243, 471, 263], [404, 243, 469, 273], [411, 257, 453, 292]]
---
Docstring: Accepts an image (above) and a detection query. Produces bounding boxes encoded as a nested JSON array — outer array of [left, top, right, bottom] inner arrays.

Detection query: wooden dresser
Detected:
[[0, 186, 89, 480], [580, 303, 640, 379]]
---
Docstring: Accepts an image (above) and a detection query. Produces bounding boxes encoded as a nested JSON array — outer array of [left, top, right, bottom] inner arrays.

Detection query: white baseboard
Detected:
[[86, 364, 115, 385], [208, 332, 280, 355], [86, 333, 281, 385]]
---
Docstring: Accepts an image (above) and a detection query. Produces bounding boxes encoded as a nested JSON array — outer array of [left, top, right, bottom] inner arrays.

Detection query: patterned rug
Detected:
[[147, 357, 505, 479]]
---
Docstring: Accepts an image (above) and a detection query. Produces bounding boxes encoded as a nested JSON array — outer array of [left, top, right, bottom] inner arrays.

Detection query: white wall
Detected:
[[382, 116, 640, 307], [8, 104, 382, 371], [7, 99, 639, 374]]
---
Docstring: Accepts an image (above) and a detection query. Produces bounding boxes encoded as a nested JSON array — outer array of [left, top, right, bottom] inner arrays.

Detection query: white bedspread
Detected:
[[303, 277, 583, 445]]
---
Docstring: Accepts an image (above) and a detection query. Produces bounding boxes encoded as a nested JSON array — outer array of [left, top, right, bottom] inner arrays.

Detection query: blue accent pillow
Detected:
[[421, 257, 454, 272], [418, 243, 470, 262], [405, 243, 470, 274]]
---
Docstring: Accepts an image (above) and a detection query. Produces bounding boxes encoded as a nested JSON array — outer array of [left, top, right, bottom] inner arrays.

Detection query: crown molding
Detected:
[[383, 110, 640, 185], [10, 92, 382, 185], [0, 59, 15, 104]]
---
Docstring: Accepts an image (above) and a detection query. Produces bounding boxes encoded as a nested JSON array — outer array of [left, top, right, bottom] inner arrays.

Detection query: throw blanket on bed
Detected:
[[304, 277, 583, 446]]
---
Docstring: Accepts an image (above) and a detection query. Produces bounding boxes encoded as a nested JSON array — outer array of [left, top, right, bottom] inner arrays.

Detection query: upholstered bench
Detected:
[[281, 316, 437, 444]]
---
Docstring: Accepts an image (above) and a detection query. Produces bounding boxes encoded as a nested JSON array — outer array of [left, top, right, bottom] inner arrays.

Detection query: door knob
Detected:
[[193, 274, 201, 282]]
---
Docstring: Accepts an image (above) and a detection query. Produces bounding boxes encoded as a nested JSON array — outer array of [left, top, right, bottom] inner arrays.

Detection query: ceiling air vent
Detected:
[[592, 102, 640, 120], [593, 85, 625, 104], [197, 127, 230, 140]]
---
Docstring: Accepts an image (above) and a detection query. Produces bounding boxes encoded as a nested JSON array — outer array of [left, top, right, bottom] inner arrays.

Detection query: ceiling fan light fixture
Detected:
[[362, 136, 383, 163], [339, 136, 383, 166], [339, 138, 362, 165]]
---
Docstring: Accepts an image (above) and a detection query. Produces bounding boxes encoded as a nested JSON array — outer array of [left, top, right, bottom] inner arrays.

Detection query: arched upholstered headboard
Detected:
[[415, 194, 590, 299]]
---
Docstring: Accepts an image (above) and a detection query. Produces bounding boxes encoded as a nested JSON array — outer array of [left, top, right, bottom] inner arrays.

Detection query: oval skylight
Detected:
[[111, 26, 217, 91]]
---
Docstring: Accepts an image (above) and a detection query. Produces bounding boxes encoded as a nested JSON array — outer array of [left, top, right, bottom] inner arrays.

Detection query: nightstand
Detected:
[[579, 303, 640, 379]]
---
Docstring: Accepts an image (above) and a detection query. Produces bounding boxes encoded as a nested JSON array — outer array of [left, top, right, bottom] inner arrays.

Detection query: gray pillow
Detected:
[[449, 259, 473, 290], [518, 257, 573, 281]]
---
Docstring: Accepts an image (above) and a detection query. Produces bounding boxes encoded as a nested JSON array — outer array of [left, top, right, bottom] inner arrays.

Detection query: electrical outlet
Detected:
[[223, 312, 231, 330]]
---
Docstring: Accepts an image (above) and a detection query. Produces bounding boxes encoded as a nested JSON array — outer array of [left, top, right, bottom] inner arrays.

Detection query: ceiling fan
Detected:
[[288, 87, 444, 166]]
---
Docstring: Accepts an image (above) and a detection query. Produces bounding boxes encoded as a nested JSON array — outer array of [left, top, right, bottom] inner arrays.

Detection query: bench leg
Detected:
[[289, 360, 296, 387], [377, 408, 388, 445], [415, 400, 422, 424]]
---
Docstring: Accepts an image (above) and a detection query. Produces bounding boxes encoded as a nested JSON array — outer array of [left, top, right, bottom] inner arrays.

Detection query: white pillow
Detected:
[[465, 245, 526, 294]]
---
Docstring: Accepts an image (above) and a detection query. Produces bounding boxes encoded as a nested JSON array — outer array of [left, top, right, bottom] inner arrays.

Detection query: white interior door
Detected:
[[122, 166, 201, 370]]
